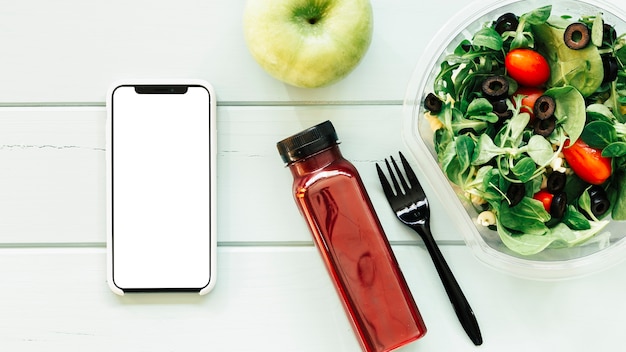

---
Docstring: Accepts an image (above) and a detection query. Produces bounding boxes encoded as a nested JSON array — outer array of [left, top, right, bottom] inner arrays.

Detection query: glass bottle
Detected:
[[276, 120, 427, 352]]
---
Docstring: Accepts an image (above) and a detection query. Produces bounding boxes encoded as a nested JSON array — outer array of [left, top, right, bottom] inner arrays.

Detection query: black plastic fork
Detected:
[[376, 152, 482, 346]]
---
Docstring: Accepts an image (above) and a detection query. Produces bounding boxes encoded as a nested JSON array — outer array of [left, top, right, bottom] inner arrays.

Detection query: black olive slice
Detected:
[[564, 22, 591, 50], [506, 182, 525, 207], [457, 128, 477, 135], [546, 171, 566, 193], [424, 92, 443, 113], [492, 99, 508, 114], [534, 116, 556, 137], [482, 76, 509, 101], [602, 55, 619, 83], [496, 109, 513, 121], [588, 185, 610, 217], [494, 13, 519, 35], [550, 192, 567, 219], [534, 95, 555, 120]]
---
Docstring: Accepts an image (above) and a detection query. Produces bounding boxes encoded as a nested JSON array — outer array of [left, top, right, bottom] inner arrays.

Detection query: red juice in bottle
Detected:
[[277, 121, 427, 352]]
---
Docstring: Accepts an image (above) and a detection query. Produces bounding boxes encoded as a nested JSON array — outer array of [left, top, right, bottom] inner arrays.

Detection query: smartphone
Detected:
[[106, 80, 216, 295]]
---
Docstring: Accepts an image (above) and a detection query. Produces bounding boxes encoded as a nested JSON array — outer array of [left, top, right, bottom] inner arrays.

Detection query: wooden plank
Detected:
[[0, 107, 105, 244], [0, 106, 466, 245], [0, 245, 624, 351], [217, 105, 467, 245], [0, 0, 464, 104]]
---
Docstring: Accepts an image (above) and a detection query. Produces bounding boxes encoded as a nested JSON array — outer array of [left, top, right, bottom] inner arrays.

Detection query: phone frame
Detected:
[[106, 79, 217, 295]]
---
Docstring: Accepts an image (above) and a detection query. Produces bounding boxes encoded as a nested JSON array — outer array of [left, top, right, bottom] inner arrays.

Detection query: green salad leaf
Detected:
[[582, 120, 617, 148], [497, 216, 609, 256], [500, 197, 550, 235], [603, 142, 626, 157], [526, 134, 554, 166], [533, 20, 604, 96], [544, 85, 586, 143], [507, 5, 552, 50], [473, 27, 503, 51], [613, 172, 626, 220]]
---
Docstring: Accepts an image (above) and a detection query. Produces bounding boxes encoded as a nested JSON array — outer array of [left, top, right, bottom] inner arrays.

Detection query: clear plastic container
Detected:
[[403, 0, 626, 280]]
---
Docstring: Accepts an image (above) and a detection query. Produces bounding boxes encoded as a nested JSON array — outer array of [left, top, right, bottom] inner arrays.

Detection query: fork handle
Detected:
[[412, 224, 483, 346]]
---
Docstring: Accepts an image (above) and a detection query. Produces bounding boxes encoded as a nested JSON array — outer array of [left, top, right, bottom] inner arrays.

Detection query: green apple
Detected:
[[243, 0, 373, 88]]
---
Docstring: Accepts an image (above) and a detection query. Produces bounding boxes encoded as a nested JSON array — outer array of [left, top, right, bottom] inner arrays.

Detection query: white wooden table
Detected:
[[1, 0, 625, 351]]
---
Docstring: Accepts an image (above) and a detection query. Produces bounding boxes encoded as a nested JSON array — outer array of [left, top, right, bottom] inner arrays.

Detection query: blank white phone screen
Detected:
[[111, 85, 212, 290]]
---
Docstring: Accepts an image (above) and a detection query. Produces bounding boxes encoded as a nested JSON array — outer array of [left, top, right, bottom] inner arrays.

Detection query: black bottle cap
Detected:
[[276, 120, 339, 164]]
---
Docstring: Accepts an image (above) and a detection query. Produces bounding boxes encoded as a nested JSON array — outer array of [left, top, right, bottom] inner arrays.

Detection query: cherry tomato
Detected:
[[513, 86, 544, 120], [505, 49, 551, 87], [533, 190, 554, 212], [562, 138, 612, 185]]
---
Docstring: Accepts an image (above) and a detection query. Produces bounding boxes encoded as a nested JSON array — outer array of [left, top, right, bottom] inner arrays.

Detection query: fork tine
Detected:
[[390, 155, 410, 194], [399, 152, 419, 189], [376, 163, 395, 201], [384, 158, 402, 195]]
